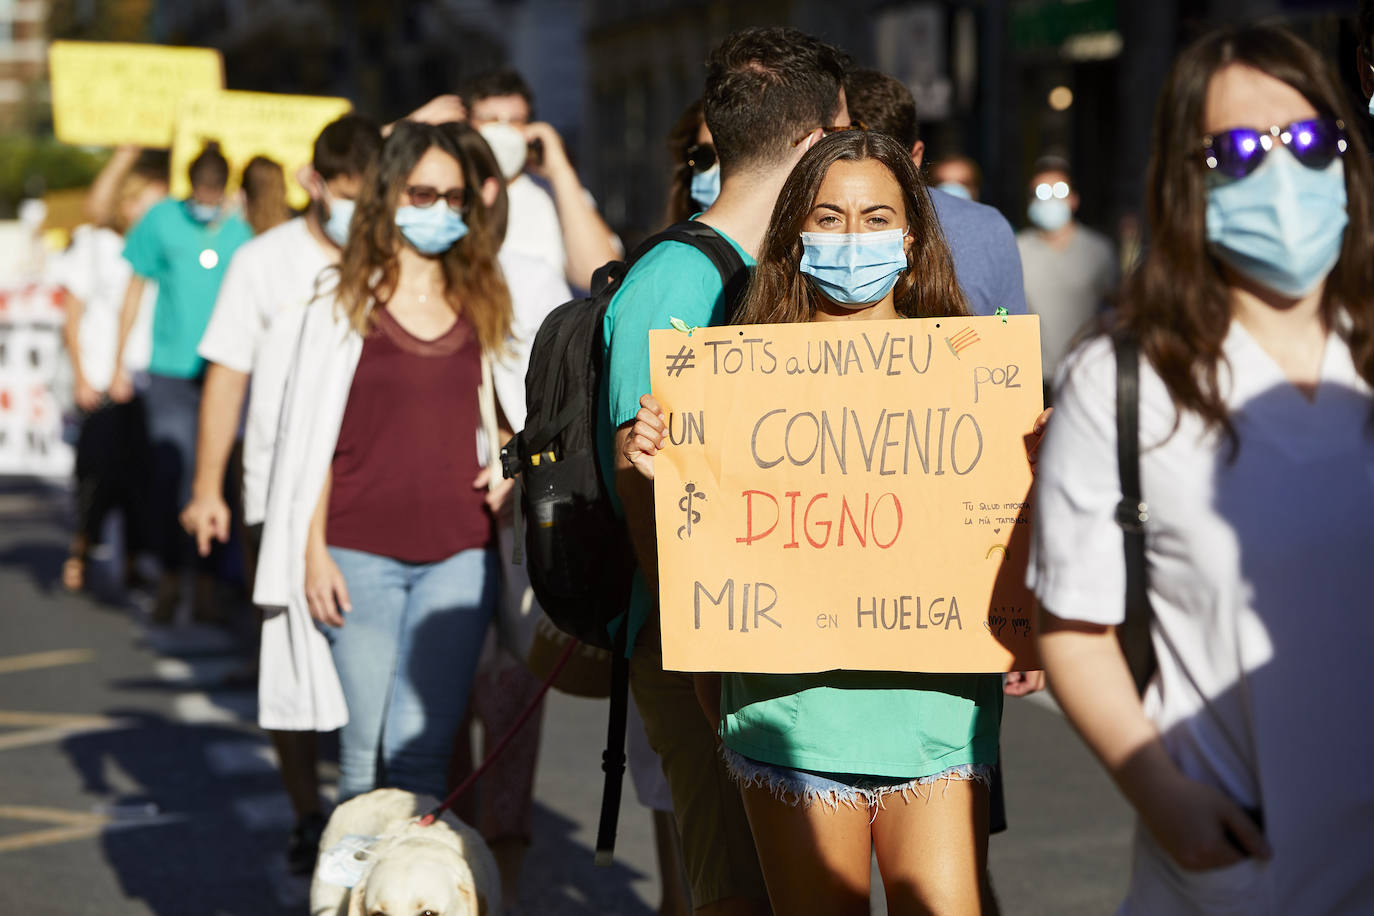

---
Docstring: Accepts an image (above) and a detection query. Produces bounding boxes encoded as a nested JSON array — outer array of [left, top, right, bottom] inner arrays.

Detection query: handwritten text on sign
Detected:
[[650, 316, 1043, 674], [170, 90, 353, 210], [49, 41, 224, 148]]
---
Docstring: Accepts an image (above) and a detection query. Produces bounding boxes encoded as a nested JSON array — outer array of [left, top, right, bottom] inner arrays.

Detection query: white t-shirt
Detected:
[[1029, 323, 1374, 914], [493, 246, 572, 431], [503, 174, 566, 282], [198, 217, 335, 525], [53, 225, 155, 390]]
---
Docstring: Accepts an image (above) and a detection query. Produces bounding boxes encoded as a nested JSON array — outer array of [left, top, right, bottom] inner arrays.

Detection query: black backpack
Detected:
[[500, 220, 748, 865], [500, 221, 749, 647]]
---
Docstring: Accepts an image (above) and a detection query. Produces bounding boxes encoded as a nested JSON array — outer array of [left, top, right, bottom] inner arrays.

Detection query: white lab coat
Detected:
[[253, 299, 361, 732]]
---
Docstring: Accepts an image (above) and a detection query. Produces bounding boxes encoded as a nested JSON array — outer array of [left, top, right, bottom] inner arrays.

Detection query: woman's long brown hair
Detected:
[[664, 99, 705, 228], [333, 120, 512, 355], [1118, 24, 1374, 443], [734, 130, 969, 325], [242, 155, 292, 235]]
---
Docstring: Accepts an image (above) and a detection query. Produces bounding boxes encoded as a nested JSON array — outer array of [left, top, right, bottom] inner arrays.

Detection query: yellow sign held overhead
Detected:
[[49, 41, 224, 148], [170, 89, 353, 210], [650, 315, 1044, 675]]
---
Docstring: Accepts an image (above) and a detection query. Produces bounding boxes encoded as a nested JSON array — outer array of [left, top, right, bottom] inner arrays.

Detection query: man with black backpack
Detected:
[[600, 27, 851, 915]]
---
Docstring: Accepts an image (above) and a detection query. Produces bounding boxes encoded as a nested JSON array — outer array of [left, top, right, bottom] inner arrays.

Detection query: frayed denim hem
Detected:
[[721, 745, 992, 816]]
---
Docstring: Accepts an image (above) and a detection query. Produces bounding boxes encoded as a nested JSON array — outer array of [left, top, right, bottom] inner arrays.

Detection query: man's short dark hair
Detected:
[[844, 68, 918, 151], [189, 141, 229, 189], [313, 114, 382, 181], [459, 68, 536, 117], [1031, 154, 1073, 185], [703, 27, 849, 174]]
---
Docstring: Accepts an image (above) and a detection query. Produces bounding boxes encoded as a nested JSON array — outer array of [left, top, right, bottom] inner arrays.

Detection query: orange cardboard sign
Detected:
[[650, 315, 1043, 674]]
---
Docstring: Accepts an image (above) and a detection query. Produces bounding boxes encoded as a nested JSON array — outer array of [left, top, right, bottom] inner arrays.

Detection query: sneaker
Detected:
[[286, 812, 327, 875]]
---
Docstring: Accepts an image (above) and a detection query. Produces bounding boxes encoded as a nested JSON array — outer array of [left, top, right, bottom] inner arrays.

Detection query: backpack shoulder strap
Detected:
[[593, 623, 630, 865], [624, 221, 750, 320]]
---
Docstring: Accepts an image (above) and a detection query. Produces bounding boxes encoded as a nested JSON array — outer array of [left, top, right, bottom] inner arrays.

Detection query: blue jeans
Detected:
[[144, 373, 203, 571], [322, 545, 497, 801]]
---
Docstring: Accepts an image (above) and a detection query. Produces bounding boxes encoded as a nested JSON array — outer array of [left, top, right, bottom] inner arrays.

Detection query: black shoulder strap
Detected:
[[1113, 332, 1157, 695], [626, 221, 751, 322], [593, 622, 630, 866]]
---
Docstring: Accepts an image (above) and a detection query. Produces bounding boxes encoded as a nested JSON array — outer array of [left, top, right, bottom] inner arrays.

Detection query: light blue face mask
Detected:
[[935, 181, 973, 201], [799, 228, 908, 308], [690, 164, 721, 209], [185, 199, 222, 224], [323, 197, 355, 248], [395, 205, 468, 256], [1027, 197, 1071, 232], [1205, 146, 1347, 298]]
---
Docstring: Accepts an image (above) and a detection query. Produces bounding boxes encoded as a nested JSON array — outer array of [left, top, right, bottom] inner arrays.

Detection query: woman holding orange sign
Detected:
[[624, 129, 1049, 916]]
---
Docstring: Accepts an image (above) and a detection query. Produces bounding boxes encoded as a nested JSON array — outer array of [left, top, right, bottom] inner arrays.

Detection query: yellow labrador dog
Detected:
[[310, 788, 501, 916]]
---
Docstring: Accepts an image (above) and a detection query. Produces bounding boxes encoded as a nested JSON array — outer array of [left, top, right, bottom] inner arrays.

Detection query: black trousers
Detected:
[[74, 397, 151, 553]]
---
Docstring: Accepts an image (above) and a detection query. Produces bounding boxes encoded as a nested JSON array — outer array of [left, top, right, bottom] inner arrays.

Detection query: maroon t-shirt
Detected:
[[326, 307, 491, 563]]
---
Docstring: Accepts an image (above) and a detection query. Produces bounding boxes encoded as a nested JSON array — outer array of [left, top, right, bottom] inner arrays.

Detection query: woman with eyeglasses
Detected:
[[1032, 25, 1374, 912], [254, 120, 514, 802]]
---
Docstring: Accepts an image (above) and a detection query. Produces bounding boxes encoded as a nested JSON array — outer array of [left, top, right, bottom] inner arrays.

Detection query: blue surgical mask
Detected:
[[935, 181, 973, 201], [799, 229, 908, 308], [1027, 198, 1071, 232], [185, 200, 221, 224], [1205, 146, 1347, 298], [690, 164, 721, 209], [323, 197, 354, 248], [395, 205, 468, 255]]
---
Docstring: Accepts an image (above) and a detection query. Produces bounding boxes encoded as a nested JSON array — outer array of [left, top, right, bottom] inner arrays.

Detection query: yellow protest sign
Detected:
[[170, 90, 353, 209], [49, 41, 224, 148], [650, 315, 1044, 674]]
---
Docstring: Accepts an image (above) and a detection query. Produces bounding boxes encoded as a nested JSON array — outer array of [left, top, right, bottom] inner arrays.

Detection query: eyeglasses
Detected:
[[1201, 118, 1347, 180], [791, 121, 868, 147], [684, 143, 716, 174], [404, 184, 471, 212]]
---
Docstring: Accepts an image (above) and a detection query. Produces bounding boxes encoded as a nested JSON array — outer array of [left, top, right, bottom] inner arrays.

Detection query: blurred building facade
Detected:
[[0, 0, 48, 130], [145, 0, 583, 136], [583, 0, 1364, 247]]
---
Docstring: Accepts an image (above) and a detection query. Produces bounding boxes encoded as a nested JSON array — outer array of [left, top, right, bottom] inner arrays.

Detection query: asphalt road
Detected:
[[0, 478, 1130, 915]]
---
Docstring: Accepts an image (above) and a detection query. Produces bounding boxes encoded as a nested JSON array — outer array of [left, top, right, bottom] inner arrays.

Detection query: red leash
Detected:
[[419, 637, 580, 826]]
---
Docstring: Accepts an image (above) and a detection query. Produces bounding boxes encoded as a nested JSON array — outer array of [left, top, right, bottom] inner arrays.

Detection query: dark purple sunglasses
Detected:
[[1201, 118, 1347, 179]]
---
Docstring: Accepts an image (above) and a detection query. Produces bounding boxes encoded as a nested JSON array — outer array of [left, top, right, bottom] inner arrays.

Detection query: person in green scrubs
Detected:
[[622, 130, 1050, 915], [111, 141, 254, 623]]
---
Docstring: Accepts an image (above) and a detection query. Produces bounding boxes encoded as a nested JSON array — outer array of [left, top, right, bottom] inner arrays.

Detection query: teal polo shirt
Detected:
[[123, 197, 253, 379]]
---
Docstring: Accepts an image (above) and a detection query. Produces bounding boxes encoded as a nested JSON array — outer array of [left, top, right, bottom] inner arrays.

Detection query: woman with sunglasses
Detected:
[[665, 99, 718, 225], [624, 129, 1047, 914], [254, 120, 514, 802], [1033, 25, 1374, 912]]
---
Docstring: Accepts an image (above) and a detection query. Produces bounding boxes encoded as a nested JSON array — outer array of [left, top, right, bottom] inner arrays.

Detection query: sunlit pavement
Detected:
[[0, 477, 1128, 915]]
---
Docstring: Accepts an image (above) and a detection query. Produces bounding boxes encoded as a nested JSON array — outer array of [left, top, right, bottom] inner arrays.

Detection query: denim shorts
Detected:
[[721, 745, 992, 812]]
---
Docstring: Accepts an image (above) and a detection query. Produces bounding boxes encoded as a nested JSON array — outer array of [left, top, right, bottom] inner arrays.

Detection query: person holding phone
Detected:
[[1032, 24, 1374, 912]]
